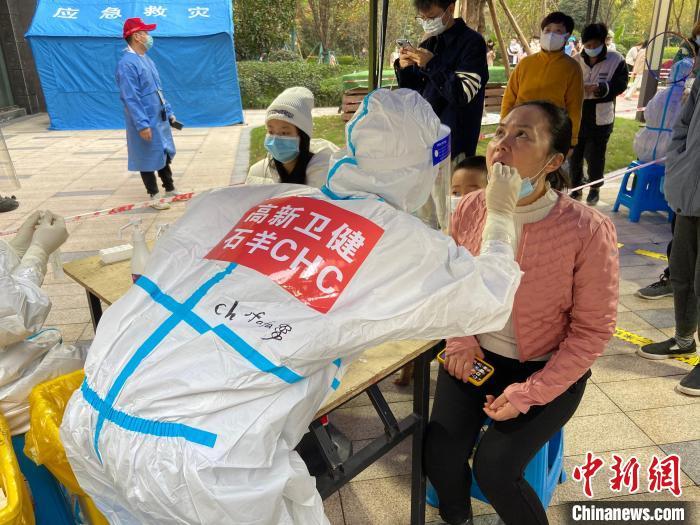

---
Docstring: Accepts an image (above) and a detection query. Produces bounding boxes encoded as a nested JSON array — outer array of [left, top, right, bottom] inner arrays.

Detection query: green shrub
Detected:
[[237, 61, 346, 109], [663, 46, 680, 60], [267, 49, 302, 62], [337, 55, 357, 65]]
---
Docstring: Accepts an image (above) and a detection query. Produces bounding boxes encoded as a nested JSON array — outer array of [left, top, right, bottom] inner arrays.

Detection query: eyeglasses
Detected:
[[415, 10, 445, 23]]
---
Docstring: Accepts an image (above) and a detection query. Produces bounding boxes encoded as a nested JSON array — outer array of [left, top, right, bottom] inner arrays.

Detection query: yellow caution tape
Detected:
[[614, 328, 653, 346], [673, 354, 700, 366], [634, 249, 668, 262], [615, 328, 698, 366]]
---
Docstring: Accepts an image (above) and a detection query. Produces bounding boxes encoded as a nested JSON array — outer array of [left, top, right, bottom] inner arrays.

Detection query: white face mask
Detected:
[[540, 32, 568, 52], [420, 12, 448, 36], [450, 195, 462, 212]]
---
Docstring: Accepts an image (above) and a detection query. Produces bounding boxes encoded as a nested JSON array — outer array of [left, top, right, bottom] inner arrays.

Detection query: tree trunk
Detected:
[[462, 0, 488, 33]]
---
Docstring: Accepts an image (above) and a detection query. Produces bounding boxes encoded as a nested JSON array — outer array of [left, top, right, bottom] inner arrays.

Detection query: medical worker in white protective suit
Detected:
[[0, 211, 84, 523], [633, 58, 694, 163], [61, 89, 524, 525]]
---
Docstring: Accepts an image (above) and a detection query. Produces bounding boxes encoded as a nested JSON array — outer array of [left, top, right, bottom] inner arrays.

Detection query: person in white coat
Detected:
[[1, 210, 84, 523], [61, 88, 523, 525], [246, 87, 338, 188]]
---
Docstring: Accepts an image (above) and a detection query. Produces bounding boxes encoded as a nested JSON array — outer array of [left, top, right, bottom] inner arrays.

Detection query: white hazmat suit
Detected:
[[61, 89, 522, 524], [1, 211, 84, 435], [633, 59, 694, 163]]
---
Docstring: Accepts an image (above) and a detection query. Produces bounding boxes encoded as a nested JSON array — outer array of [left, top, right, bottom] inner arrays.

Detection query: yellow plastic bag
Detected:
[[24, 370, 108, 525], [0, 414, 34, 525]]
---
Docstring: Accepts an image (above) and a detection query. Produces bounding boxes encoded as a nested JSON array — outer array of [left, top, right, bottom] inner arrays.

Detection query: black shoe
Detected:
[[677, 366, 700, 396], [570, 190, 583, 201], [637, 338, 697, 360], [637, 273, 673, 299], [586, 189, 600, 205], [0, 195, 18, 213]]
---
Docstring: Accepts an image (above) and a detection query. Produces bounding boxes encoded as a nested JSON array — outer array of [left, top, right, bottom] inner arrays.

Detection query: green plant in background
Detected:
[[267, 49, 302, 62], [233, 0, 297, 60], [250, 115, 641, 175], [237, 61, 358, 109]]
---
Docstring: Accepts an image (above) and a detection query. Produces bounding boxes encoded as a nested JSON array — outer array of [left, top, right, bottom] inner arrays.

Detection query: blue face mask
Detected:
[[143, 34, 154, 50], [264, 134, 300, 163], [584, 45, 604, 57], [519, 156, 556, 199]]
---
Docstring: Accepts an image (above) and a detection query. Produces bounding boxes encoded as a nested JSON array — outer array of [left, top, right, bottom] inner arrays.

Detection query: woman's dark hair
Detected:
[[582, 23, 608, 44], [540, 12, 575, 34], [515, 101, 572, 190], [272, 130, 314, 184]]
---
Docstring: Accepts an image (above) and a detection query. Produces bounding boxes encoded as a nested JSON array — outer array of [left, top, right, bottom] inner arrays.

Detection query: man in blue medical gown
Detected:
[[117, 18, 178, 211]]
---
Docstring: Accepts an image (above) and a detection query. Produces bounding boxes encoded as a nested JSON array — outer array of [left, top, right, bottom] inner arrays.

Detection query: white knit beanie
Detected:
[[265, 87, 314, 137]]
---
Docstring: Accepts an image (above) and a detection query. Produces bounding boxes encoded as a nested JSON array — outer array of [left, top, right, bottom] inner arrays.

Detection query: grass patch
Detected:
[[249, 115, 641, 173]]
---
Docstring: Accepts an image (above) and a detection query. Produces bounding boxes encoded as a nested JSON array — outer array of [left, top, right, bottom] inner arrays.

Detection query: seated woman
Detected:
[[246, 87, 337, 187], [425, 100, 619, 525]]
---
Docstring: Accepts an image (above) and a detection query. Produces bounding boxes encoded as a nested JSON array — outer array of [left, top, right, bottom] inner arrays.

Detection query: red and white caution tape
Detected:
[[0, 184, 244, 237]]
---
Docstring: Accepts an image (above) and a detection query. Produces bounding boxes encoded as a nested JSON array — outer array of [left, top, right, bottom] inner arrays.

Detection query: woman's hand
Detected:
[[443, 340, 485, 382], [483, 393, 521, 421]]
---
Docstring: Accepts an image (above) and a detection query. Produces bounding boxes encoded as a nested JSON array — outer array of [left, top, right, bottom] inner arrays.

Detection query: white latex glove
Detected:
[[13, 212, 69, 285], [485, 163, 522, 216], [8, 211, 41, 258], [32, 211, 69, 255], [482, 163, 522, 248]]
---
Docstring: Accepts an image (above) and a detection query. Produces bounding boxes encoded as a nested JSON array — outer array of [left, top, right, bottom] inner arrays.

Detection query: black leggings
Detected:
[[424, 349, 590, 525], [140, 155, 174, 196]]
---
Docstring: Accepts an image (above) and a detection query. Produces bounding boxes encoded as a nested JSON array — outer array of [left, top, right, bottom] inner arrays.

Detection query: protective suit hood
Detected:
[[323, 89, 446, 212]]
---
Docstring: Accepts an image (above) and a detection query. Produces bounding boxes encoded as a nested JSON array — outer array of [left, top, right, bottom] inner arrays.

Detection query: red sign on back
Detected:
[[205, 196, 384, 314]]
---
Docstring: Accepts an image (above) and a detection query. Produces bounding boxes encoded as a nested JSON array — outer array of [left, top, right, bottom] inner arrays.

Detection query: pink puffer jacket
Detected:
[[450, 190, 619, 414]]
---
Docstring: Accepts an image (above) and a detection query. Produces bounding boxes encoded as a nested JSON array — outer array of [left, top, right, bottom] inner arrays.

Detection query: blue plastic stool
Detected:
[[613, 161, 674, 223], [427, 426, 566, 510], [11, 434, 75, 525]]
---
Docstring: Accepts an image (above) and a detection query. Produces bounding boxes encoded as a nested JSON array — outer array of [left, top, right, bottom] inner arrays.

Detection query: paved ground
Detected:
[[0, 108, 698, 524]]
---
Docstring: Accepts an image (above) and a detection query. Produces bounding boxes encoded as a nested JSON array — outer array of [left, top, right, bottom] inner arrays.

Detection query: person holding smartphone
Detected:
[[394, 0, 488, 160], [425, 101, 619, 525]]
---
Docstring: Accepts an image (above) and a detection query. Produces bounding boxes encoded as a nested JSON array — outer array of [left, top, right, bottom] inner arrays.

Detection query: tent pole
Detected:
[[496, 0, 532, 54], [586, 0, 593, 24], [487, 0, 511, 77], [369, 0, 379, 90], [378, 0, 390, 88]]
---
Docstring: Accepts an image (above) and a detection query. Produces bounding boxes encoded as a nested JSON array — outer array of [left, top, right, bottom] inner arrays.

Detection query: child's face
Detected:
[[451, 168, 486, 196]]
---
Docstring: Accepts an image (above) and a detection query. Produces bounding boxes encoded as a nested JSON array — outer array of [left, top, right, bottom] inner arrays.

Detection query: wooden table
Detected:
[[64, 254, 443, 524]]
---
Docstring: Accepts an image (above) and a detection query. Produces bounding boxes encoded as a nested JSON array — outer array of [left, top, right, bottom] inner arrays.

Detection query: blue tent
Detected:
[[26, 1, 243, 130]]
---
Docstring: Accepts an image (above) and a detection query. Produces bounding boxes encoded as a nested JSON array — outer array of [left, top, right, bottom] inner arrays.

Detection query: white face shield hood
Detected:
[[321, 88, 450, 212]]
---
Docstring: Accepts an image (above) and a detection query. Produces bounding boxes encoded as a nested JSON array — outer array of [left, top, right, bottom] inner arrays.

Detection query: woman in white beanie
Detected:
[[246, 87, 338, 187]]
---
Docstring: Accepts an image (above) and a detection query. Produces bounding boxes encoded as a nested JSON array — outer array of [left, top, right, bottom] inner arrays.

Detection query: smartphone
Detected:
[[170, 120, 184, 130], [396, 38, 414, 50], [437, 350, 495, 386]]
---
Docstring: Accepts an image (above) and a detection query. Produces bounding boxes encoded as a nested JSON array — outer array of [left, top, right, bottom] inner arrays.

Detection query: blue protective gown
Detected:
[[116, 49, 176, 172]]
